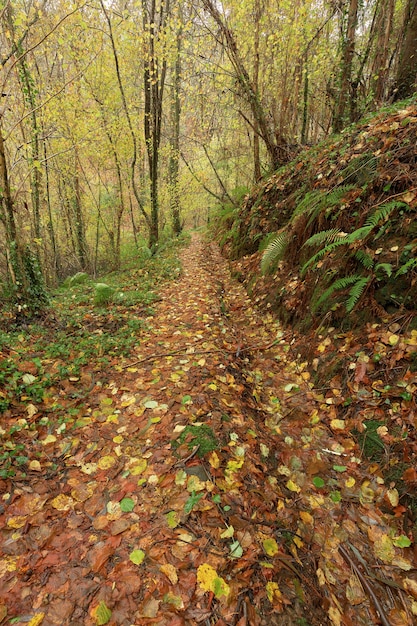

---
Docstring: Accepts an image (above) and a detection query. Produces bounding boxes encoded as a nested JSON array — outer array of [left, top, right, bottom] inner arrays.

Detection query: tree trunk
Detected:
[[170, 24, 183, 235], [253, 0, 262, 181], [394, 0, 417, 100], [333, 0, 359, 132], [371, 0, 395, 104], [142, 0, 169, 249], [201, 0, 287, 171]]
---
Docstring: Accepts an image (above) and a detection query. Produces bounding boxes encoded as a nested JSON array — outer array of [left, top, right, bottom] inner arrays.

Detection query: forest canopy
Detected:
[[0, 0, 416, 314]]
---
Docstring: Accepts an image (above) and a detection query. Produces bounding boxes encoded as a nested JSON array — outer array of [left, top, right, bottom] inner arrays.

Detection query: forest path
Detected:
[[1, 235, 410, 625]]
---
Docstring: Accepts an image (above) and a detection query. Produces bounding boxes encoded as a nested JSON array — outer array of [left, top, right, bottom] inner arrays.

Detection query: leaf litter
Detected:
[[1, 235, 416, 625]]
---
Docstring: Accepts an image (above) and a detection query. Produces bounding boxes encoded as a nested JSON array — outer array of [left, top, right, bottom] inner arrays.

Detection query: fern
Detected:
[[364, 201, 407, 230], [355, 250, 374, 269], [312, 275, 369, 313], [345, 277, 370, 312], [375, 263, 393, 278], [291, 190, 323, 221], [395, 257, 417, 277], [301, 239, 348, 276], [303, 228, 344, 248], [291, 185, 354, 223], [261, 232, 289, 274]]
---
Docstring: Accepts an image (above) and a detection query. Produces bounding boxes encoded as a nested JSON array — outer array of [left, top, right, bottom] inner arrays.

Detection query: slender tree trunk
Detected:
[[73, 150, 88, 270], [394, 0, 417, 100], [253, 0, 262, 181], [333, 0, 358, 132], [43, 138, 60, 281], [201, 0, 287, 170], [142, 0, 169, 249], [169, 29, 182, 235]]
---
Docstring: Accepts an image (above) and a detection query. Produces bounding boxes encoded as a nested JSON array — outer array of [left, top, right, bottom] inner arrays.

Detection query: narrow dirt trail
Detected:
[[1, 235, 413, 625]]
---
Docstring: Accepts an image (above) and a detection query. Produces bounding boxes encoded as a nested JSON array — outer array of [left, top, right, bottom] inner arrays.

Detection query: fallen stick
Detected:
[[338, 544, 392, 626], [121, 338, 283, 368]]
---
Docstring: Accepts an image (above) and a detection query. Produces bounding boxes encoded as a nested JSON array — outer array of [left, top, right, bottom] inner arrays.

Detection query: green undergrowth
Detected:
[[215, 98, 417, 332], [0, 233, 189, 478]]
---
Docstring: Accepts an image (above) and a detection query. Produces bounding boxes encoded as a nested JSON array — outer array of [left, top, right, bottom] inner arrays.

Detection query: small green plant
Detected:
[[93, 283, 115, 306], [172, 424, 218, 457]]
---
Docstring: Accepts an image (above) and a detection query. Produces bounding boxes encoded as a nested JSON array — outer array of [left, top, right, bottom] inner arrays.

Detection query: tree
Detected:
[[142, 0, 170, 248], [394, 0, 417, 100], [333, 0, 359, 132], [201, 0, 289, 171]]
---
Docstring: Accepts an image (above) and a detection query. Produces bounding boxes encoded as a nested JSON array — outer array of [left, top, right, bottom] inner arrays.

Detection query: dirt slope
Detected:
[[1, 235, 416, 625]]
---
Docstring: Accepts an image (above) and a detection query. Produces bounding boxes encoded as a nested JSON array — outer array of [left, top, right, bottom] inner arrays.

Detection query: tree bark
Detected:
[[394, 0, 417, 100], [333, 0, 359, 132]]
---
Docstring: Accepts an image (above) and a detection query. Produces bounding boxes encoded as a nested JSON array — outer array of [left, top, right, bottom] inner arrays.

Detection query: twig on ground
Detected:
[[339, 544, 392, 626]]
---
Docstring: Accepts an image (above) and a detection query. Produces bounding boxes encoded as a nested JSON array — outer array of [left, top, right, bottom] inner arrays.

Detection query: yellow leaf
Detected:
[[197, 563, 230, 598], [29, 460, 41, 471], [50, 494, 74, 511], [345, 477, 356, 488], [368, 528, 395, 563], [160, 563, 178, 584], [330, 419, 345, 430], [404, 578, 417, 599], [113, 435, 124, 444], [328, 605, 342, 626], [28, 613, 45, 626], [220, 526, 234, 539], [286, 479, 301, 493], [389, 334, 399, 346], [299, 511, 314, 525], [263, 537, 279, 556], [6, 516, 27, 529], [80, 462, 98, 475], [360, 480, 375, 505], [97, 455, 116, 470], [386, 488, 399, 507], [266, 581, 282, 603], [130, 459, 147, 475], [392, 556, 412, 570], [41, 434, 56, 445], [0, 555, 19, 574], [208, 451, 220, 469]]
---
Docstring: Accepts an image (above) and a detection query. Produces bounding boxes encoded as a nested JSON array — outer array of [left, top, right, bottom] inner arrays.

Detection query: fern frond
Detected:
[[345, 226, 372, 242], [355, 250, 374, 269], [291, 190, 323, 221], [375, 263, 393, 278], [365, 201, 407, 230], [312, 275, 369, 313], [395, 257, 417, 277], [291, 185, 354, 223], [261, 232, 289, 274], [303, 229, 344, 248], [346, 277, 370, 312], [301, 239, 348, 276]]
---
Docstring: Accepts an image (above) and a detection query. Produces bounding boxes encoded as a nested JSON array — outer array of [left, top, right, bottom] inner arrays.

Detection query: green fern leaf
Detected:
[[261, 232, 289, 274], [301, 239, 348, 276], [303, 229, 344, 248], [375, 263, 393, 278], [364, 201, 407, 230], [291, 185, 354, 223], [395, 257, 417, 277], [313, 275, 369, 313], [346, 277, 370, 312], [355, 250, 374, 269]]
